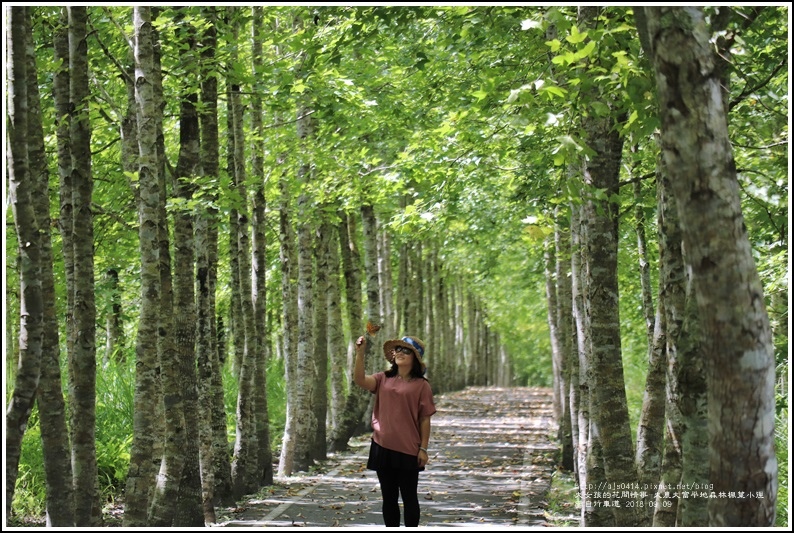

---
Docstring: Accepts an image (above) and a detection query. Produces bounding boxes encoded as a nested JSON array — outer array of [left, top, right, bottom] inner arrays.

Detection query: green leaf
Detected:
[[575, 40, 597, 60], [545, 38, 561, 52], [626, 109, 638, 127], [590, 101, 610, 117], [538, 85, 567, 99], [565, 25, 588, 44], [551, 54, 570, 66]]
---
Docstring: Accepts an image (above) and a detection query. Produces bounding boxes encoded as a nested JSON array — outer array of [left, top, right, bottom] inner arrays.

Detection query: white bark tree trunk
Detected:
[[639, 6, 777, 526]]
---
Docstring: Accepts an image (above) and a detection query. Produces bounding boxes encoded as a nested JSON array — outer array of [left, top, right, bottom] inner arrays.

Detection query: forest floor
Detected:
[[215, 385, 578, 528]]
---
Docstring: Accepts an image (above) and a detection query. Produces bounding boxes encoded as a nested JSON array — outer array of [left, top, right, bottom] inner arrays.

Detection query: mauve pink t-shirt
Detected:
[[371, 372, 436, 456]]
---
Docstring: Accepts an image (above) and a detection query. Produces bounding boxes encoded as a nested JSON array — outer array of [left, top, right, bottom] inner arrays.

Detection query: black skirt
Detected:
[[367, 439, 424, 472]]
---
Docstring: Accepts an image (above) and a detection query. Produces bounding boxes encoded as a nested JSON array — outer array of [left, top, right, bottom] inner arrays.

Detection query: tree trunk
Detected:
[[250, 6, 273, 488], [277, 171, 299, 475], [639, 7, 777, 526], [570, 202, 599, 525], [5, 5, 45, 518], [226, 75, 243, 380], [67, 7, 100, 525], [290, 61, 318, 473], [394, 239, 408, 336], [544, 235, 563, 432], [169, 15, 203, 524], [633, 180, 656, 347], [646, 51, 706, 532], [53, 7, 76, 377], [676, 287, 709, 526], [554, 215, 575, 472], [124, 7, 163, 525], [651, 151, 686, 526], [327, 213, 368, 451], [433, 268, 454, 388], [403, 242, 420, 336], [227, 13, 260, 490], [22, 9, 75, 525], [360, 204, 382, 428], [120, 39, 138, 205], [379, 231, 395, 339], [465, 291, 476, 387], [425, 247, 437, 384], [194, 7, 234, 513], [147, 12, 183, 525], [576, 7, 636, 526], [103, 269, 125, 363], [326, 219, 347, 437], [311, 219, 332, 461], [292, 182, 317, 472], [150, 9, 169, 487], [149, 12, 196, 526], [361, 205, 383, 332], [634, 166, 667, 523]]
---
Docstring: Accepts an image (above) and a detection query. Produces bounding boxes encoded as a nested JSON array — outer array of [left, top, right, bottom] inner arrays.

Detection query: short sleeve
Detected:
[[372, 372, 385, 394], [418, 380, 436, 418]]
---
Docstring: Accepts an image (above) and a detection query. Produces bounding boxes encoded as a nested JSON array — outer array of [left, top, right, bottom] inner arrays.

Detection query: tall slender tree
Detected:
[[124, 7, 163, 525], [553, 212, 575, 473], [575, 6, 637, 526], [227, 4, 260, 495], [195, 5, 234, 511], [67, 7, 100, 525], [277, 170, 299, 475], [327, 212, 368, 451], [326, 220, 347, 435], [250, 5, 274, 488], [25, 8, 75, 526], [292, 64, 318, 474], [311, 219, 332, 461], [5, 5, 44, 519], [161, 10, 204, 524], [637, 6, 778, 526]]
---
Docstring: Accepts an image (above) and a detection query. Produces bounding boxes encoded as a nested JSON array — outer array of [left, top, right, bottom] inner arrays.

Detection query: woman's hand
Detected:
[[355, 335, 366, 355], [417, 449, 428, 468]]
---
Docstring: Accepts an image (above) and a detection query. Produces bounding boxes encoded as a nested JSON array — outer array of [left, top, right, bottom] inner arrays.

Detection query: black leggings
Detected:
[[376, 468, 421, 527]]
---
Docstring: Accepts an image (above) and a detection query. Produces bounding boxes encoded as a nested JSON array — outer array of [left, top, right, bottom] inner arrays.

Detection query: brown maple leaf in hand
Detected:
[[365, 320, 382, 335]]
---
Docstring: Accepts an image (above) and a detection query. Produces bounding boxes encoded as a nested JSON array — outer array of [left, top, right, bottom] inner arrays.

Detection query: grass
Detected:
[[774, 405, 789, 528], [544, 468, 580, 527]]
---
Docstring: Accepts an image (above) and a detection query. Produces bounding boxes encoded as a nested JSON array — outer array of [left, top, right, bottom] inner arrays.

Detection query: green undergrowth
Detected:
[[544, 468, 580, 527]]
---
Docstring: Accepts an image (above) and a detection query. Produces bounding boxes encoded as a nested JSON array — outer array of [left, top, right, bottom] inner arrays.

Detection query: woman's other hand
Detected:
[[417, 449, 428, 468]]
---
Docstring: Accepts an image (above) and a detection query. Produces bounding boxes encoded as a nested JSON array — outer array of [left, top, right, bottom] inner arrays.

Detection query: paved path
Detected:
[[218, 386, 558, 528]]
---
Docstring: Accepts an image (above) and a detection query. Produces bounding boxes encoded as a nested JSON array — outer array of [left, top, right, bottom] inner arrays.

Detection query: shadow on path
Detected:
[[217, 386, 558, 528]]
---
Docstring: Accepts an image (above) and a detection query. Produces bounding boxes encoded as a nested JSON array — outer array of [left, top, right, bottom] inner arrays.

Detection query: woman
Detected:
[[353, 334, 437, 527]]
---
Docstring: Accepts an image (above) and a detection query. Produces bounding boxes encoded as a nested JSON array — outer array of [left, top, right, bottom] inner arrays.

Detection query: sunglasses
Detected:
[[393, 346, 414, 355]]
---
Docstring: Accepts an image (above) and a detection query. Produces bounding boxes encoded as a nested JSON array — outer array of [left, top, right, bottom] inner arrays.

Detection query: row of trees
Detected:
[[541, 6, 786, 527], [5, 5, 517, 527], [5, 4, 787, 528]]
